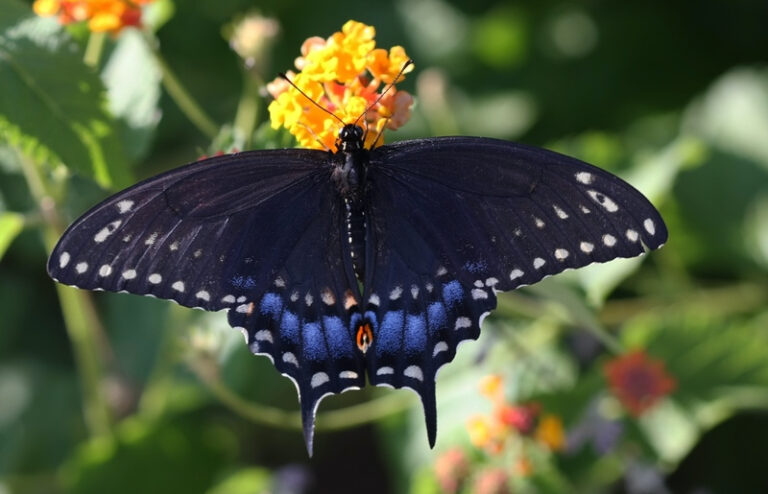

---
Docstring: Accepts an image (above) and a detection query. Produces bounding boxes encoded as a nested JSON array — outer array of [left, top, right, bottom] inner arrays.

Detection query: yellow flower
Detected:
[[478, 374, 504, 402], [535, 414, 566, 451], [267, 20, 414, 151]]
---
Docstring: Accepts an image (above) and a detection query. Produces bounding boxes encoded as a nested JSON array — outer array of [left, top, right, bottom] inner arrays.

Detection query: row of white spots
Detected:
[[372, 365, 425, 382]]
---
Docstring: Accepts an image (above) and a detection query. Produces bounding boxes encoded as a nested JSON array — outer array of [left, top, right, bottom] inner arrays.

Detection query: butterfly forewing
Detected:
[[363, 137, 667, 443]]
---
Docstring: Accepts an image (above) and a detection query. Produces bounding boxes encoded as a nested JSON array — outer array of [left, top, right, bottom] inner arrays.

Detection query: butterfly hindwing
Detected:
[[364, 137, 667, 442]]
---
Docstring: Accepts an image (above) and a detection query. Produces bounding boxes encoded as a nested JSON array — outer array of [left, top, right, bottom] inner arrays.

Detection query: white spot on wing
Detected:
[[580, 205, 591, 214], [148, 273, 162, 284], [555, 248, 569, 260], [282, 352, 299, 367], [533, 257, 546, 269], [221, 294, 235, 303], [433, 341, 448, 356], [311, 372, 329, 388], [75, 262, 88, 274], [116, 200, 134, 213], [98, 265, 112, 277], [321, 288, 335, 305], [172, 281, 185, 292], [255, 330, 273, 343], [471, 288, 488, 300], [436, 266, 447, 276], [274, 277, 285, 288], [553, 205, 569, 219], [644, 218, 656, 235], [305, 293, 313, 306], [603, 234, 617, 247], [485, 277, 499, 287], [368, 293, 380, 306], [389, 286, 403, 300], [580, 241, 594, 253], [122, 269, 137, 280], [290, 291, 299, 302], [376, 366, 394, 376], [576, 171, 594, 184], [534, 216, 545, 228], [404, 365, 424, 381], [510, 268, 524, 280], [237, 296, 246, 303], [196, 290, 210, 302], [94, 220, 122, 243], [626, 229, 639, 242], [169, 241, 179, 251], [588, 190, 619, 212], [411, 285, 419, 299], [339, 370, 358, 379], [59, 252, 70, 268], [455, 317, 471, 330], [144, 232, 158, 246]]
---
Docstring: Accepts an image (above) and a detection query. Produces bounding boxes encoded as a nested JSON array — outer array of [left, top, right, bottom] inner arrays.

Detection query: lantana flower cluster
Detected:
[[267, 20, 414, 151], [467, 375, 566, 456], [33, 0, 153, 33]]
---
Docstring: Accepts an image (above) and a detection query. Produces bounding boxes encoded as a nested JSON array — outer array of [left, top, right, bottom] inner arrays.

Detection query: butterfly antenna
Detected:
[[279, 73, 345, 126], [370, 118, 390, 148], [297, 122, 332, 152], [353, 59, 414, 128]]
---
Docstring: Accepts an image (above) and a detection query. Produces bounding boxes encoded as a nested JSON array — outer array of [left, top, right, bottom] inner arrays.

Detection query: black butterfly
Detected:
[[48, 123, 667, 455]]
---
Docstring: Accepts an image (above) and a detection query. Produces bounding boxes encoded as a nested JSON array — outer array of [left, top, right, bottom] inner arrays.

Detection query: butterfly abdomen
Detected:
[[344, 198, 367, 281]]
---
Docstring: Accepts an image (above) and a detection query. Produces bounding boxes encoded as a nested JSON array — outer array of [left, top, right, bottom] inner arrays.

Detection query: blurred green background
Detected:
[[2, 0, 768, 493]]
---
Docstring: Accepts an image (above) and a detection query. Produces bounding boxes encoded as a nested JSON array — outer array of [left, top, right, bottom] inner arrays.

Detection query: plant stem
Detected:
[[189, 360, 415, 431], [83, 32, 106, 68], [233, 72, 262, 149], [19, 155, 112, 437], [142, 32, 219, 140]]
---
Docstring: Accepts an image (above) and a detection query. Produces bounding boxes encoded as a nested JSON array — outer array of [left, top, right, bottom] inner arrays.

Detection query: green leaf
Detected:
[[0, 211, 23, 260], [205, 468, 271, 494], [622, 313, 768, 405], [0, 0, 131, 188], [102, 30, 161, 162]]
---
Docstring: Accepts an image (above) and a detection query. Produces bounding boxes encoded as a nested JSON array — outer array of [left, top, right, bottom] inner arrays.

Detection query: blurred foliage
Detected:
[[1, 0, 768, 493]]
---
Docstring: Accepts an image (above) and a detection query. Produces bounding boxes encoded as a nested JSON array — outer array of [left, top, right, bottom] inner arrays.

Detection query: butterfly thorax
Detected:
[[332, 124, 370, 281]]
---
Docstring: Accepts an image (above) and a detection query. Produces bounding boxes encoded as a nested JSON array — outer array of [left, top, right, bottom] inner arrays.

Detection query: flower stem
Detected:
[[233, 73, 262, 149], [143, 32, 219, 140], [84, 31, 106, 68], [19, 154, 112, 437]]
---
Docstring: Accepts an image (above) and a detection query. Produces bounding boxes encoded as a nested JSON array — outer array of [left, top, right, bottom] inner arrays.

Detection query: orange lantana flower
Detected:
[[267, 20, 414, 151], [33, 0, 153, 34]]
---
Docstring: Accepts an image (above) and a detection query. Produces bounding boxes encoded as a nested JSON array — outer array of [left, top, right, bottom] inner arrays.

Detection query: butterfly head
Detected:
[[337, 124, 365, 152]]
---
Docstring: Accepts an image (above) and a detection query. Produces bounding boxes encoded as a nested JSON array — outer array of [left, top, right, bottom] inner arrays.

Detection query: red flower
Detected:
[[434, 448, 470, 494], [604, 350, 676, 416]]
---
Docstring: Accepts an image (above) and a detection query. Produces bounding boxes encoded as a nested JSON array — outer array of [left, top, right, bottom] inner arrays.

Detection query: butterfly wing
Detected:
[[363, 137, 667, 445], [48, 150, 366, 454]]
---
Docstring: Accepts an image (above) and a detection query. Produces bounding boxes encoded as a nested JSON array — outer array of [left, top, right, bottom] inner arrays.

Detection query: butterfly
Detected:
[[47, 122, 667, 455]]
